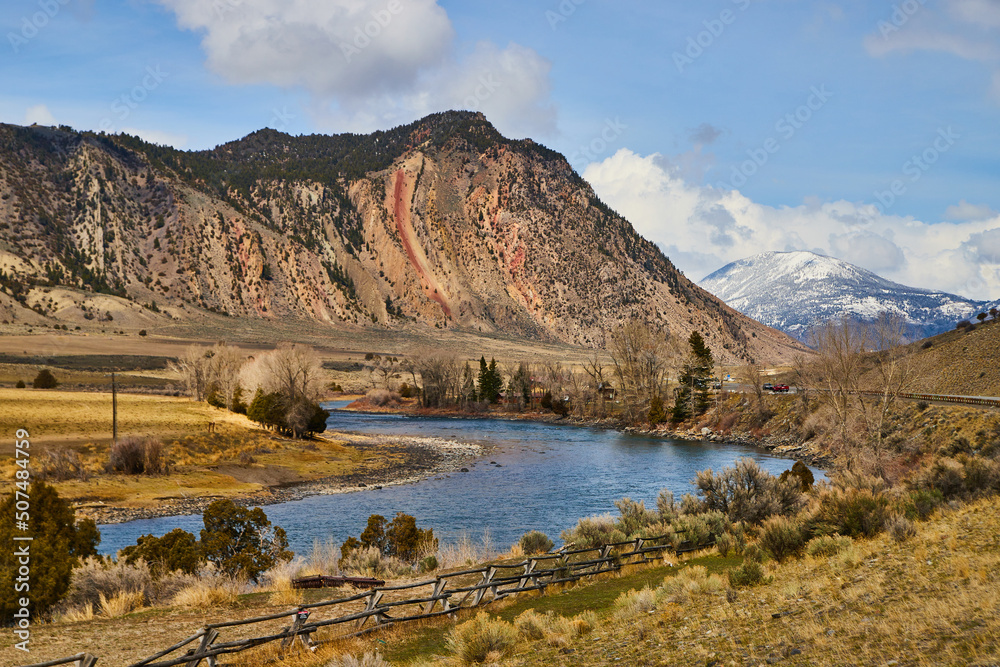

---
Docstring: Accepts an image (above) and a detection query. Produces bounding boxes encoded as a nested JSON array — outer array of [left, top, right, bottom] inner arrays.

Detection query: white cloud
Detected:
[[120, 127, 188, 149], [584, 148, 1000, 300], [945, 199, 998, 221], [24, 104, 56, 126], [865, 0, 1000, 102], [158, 0, 555, 138]]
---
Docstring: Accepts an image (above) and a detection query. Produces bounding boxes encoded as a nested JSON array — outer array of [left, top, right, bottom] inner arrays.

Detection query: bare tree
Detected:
[[582, 351, 610, 417], [861, 312, 920, 450], [417, 355, 457, 407], [366, 354, 399, 390], [170, 345, 212, 401], [259, 344, 324, 404], [608, 320, 678, 421], [208, 343, 247, 411], [809, 317, 868, 445], [737, 361, 766, 416]]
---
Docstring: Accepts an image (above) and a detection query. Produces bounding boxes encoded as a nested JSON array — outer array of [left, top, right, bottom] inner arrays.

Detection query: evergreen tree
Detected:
[[0, 481, 100, 619], [672, 331, 715, 423], [477, 356, 503, 403], [200, 499, 292, 582]]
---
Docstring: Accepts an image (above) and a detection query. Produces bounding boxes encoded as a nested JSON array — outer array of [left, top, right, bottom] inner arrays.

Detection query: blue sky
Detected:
[[2, 0, 999, 298]]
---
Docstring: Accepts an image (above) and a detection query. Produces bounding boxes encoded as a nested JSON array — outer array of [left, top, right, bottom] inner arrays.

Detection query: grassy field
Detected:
[[0, 388, 382, 513]]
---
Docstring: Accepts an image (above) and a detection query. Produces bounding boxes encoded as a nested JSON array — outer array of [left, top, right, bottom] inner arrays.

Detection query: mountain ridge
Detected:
[[0, 112, 805, 363], [699, 250, 996, 342]]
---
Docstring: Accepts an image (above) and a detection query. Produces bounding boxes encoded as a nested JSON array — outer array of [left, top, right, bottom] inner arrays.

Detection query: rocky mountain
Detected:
[[0, 112, 805, 363], [699, 250, 996, 342]]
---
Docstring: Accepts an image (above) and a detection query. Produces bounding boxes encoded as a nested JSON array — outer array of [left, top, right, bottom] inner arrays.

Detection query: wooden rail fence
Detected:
[[20, 533, 706, 667]]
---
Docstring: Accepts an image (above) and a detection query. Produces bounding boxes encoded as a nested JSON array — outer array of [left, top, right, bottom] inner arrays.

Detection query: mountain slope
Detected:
[[0, 113, 805, 363], [699, 251, 993, 341]]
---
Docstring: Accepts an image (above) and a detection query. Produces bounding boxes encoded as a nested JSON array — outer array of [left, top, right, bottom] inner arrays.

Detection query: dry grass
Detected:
[[171, 580, 240, 608], [97, 590, 146, 618]]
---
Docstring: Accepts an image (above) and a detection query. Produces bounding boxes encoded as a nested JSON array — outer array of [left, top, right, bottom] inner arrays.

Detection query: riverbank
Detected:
[[342, 396, 834, 469], [82, 432, 485, 526]]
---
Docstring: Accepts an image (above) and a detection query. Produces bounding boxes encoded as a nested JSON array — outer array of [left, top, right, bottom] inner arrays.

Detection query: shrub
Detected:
[[37, 448, 89, 481], [107, 436, 164, 475], [902, 488, 944, 521], [671, 511, 729, 550], [560, 514, 626, 549], [513, 609, 548, 640], [656, 489, 679, 522], [694, 458, 804, 525], [727, 560, 770, 588], [419, 555, 438, 573], [614, 497, 658, 537], [15, 379, 25, 388], [812, 489, 891, 538], [138, 329, 147, 336], [59, 557, 152, 612], [758, 515, 808, 562], [612, 586, 658, 619], [805, 534, 852, 558], [446, 612, 519, 665], [366, 389, 401, 407], [398, 382, 414, 398], [648, 395, 667, 425], [886, 514, 917, 543], [33, 368, 58, 388], [200, 499, 292, 582], [660, 565, 724, 598], [339, 547, 412, 579], [120, 529, 203, 575], [519, 530, 554, 555]]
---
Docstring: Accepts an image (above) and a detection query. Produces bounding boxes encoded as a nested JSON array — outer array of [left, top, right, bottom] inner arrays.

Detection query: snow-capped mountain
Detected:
[[699, 251, 996, 342]]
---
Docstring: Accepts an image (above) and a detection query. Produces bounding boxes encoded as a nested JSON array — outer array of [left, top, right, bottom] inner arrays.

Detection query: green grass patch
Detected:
[[380, 554, 745, 663]]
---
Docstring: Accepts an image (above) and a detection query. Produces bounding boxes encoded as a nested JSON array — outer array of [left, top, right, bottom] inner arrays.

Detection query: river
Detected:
[[97, 402, 823, 556]]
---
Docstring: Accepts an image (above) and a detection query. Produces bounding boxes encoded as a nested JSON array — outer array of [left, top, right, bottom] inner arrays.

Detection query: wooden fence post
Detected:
[[356, 590, 384, 630], [472, 567, 496, 606], [424, 578, 448, 614], [185, 628, 219, 667], [280, 609, 314, 654]]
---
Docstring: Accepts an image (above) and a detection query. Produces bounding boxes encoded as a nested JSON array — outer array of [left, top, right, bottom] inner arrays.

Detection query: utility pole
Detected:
[[106, 372, 118, 445]]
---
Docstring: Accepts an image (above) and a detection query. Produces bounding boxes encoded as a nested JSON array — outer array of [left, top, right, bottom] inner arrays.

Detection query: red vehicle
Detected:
[[771, 384, 790, 393]]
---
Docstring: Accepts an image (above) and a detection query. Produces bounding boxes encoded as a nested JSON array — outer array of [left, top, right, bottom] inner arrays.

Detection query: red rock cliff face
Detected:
[[0, 115, 806, 363]]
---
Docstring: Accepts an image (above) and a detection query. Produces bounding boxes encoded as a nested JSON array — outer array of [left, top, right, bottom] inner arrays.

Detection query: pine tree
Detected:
[[672, 331, 715, 423]]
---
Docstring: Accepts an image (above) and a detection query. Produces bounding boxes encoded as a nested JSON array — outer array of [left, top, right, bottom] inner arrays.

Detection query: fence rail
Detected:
[[20, 533, 703, 667]]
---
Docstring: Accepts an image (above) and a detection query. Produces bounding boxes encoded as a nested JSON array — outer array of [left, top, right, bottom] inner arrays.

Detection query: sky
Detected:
[[2, 0, 999, 300]]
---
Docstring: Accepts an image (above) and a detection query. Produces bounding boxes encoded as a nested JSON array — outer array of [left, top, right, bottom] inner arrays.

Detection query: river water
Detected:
[[97, 402, 823, 556]]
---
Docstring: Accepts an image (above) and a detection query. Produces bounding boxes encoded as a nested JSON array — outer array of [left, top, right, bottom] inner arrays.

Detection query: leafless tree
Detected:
[[608, 320, 679, 421], [860, 312, 921, 450], [737, 361, 766, 416], [582, 351, 611, 417], [417, 355, 458, 407], [809, 317, 869, 445], [208, 343, 247, 411], [366, 354, 399, 390], [169, 345, 213, 401], [258, 344, 324, 404]]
